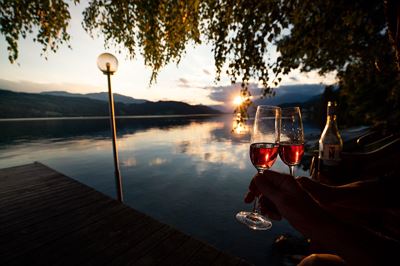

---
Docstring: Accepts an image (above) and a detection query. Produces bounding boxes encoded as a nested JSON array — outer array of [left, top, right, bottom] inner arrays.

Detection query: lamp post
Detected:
[[97, 53, 123, 202]]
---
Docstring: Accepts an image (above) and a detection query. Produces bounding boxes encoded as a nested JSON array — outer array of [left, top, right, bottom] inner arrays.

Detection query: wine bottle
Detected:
[[318, 101, 343, 182]]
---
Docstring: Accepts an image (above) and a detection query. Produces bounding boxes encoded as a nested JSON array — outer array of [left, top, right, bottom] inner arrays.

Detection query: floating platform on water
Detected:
[[0, 162, 250, 265]]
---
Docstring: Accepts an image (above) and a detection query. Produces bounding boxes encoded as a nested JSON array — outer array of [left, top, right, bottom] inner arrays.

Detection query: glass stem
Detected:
[[253, 169, 264, 213], [252, 196, 258, 213], [289, 165, 295, 177]]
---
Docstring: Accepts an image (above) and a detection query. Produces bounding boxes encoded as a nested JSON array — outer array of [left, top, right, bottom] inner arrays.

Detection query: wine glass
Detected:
[[279, 107, 304, 176], [236, 105, 281, 230]]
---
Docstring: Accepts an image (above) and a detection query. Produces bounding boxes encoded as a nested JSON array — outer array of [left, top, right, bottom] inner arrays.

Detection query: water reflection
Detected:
[[0, 114, 317, 266]]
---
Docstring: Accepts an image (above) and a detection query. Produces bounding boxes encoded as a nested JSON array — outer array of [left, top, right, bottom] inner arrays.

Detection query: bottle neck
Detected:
[[324, 114, 339, 133], [326, 114, 337, 123]]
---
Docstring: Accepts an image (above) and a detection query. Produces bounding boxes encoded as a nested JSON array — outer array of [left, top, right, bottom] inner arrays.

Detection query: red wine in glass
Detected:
[[280, 107, 304, 176], [250, 143, 279, 172], [279, 143, 304, 166]]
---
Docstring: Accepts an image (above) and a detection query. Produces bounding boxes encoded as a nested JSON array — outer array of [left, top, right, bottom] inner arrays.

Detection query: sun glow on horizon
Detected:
[[233, 96, 243, 106]]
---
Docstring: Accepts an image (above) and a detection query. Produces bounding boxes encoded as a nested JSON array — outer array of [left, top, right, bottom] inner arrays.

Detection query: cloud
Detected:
[[177, 78, 191, 88], [205, 83, 263, 103], [149, 157, 168, 166], [122, 158, 137, 167], [177, 140, 191, 153], [176, 77, 207, 90], [202, 69, 211, 75], [179, 78, 189, 85], [0, 78, 101, 94]]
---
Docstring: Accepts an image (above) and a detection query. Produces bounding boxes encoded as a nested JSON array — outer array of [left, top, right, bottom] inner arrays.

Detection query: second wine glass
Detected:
[[279, 107, 304, 176]]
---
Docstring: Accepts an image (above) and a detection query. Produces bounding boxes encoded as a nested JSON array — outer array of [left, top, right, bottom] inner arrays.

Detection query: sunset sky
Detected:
[[0, 2, 336, 108]]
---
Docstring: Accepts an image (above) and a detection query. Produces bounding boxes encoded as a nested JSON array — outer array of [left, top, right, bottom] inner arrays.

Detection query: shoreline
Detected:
[[0, 113, 227, 122]]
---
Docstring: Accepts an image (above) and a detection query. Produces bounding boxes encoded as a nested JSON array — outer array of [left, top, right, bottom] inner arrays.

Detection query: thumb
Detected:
[[296, 176, 333, 204]]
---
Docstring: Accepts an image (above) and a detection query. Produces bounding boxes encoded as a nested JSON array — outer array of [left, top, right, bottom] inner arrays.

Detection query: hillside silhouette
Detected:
[[0, 89, 221, 118]]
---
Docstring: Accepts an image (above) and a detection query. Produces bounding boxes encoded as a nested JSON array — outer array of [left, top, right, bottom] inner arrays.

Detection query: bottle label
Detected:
[[319, 144, 341, 165]]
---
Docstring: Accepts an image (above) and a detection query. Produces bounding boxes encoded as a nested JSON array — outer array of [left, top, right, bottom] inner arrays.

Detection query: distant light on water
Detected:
[[233, 121, 249, 135], [232, 113, 250, 135]]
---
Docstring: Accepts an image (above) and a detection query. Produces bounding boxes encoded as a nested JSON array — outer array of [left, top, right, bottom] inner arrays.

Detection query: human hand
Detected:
[[244, 170, 329, 236], [244, 176, 282, 220], [296, 177, 393, 230], [244, 171, 400, 266]]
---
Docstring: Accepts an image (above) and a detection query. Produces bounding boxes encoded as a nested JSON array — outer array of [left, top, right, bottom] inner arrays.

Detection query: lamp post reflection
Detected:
[[97, 53, 123, 202]]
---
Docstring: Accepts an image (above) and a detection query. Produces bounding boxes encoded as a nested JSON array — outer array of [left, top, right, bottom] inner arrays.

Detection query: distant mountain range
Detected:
[[0, 89, 221, 118], [0, 84, 329, 119], [41, 91, 147, 104], [240, 84, 328, 122], [253, 84, 325, 106]]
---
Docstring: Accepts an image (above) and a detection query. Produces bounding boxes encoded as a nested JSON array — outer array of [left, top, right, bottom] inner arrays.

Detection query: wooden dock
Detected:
[[0, 162, 251, 266]]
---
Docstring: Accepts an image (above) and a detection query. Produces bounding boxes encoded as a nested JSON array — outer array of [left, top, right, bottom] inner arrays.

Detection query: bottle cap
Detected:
[[327, 101, 337, 116]]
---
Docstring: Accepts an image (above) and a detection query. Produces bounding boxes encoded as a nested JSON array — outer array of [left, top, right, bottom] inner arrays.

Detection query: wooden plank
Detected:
[[1, 170, 114, 227], [0, 198, 120, 262], [66, 223, 178, 266], [213, 252, 242, 266], [0, 163, 80, 191], [0, 163, 58, 185], [1, 195, 108, 241], [129, 231, 190, 265], [1, 195, 113, 247], [79, 217, 167, 265], [0, 163, 41, 177], [0, 180, 89, 213], [183, 245, 222, 266], [108, 225, 175, 266], [0, 174, 74, 197], [1, 190, 114, 236], [1, 174, 99, 208], [34, 207, 152, 265], [0, 183, 109, 231], [161, 237, 205, 266], [0, 163, 250, 266], [0, 167, 61, 184]]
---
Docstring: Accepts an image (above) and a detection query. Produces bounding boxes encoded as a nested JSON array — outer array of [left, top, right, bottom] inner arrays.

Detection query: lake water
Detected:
[[0, 114, 321, 265]]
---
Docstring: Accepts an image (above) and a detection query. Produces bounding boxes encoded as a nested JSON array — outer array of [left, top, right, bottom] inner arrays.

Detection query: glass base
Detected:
[[236, 211, 272, 230]]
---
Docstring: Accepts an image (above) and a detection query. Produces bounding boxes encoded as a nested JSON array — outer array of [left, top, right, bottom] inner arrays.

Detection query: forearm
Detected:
[[331, 179, 386, 209], [309, 211, 399, 266], [329, 176, 400, 213]]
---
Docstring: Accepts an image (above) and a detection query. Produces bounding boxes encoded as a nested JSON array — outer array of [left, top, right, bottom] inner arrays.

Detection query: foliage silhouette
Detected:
[[1, 0, 399, 129]]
